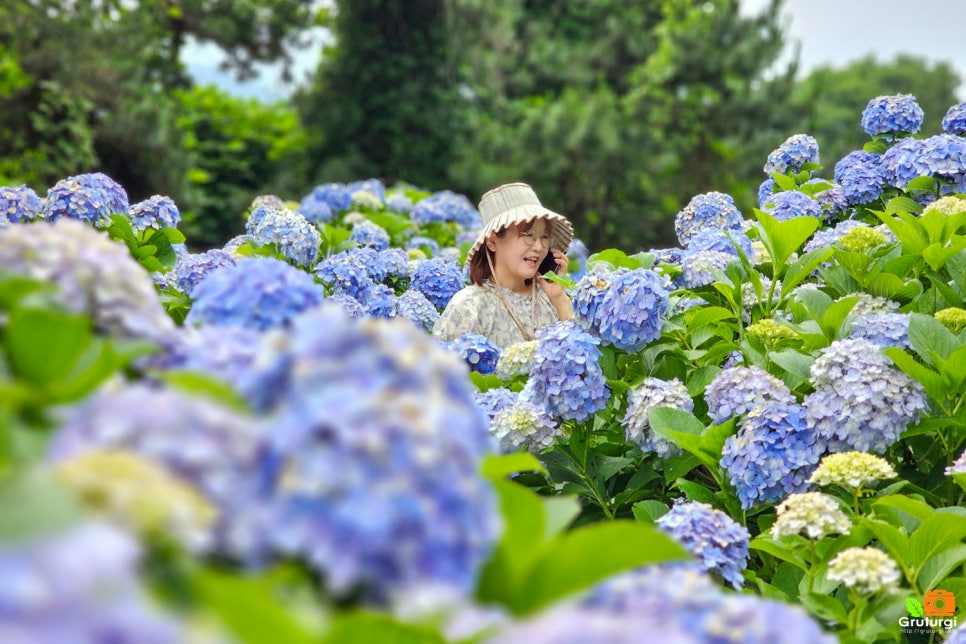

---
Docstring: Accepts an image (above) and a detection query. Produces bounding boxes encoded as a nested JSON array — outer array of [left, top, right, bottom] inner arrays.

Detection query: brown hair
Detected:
[[468, 220, 541, 286]]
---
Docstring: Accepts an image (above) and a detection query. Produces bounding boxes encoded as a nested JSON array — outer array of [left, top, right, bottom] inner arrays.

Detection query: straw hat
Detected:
[[466, 182, 574, 268]]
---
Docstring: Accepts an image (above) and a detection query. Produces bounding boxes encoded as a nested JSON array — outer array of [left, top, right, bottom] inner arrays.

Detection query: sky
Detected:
[[183, 1, 966, 101]]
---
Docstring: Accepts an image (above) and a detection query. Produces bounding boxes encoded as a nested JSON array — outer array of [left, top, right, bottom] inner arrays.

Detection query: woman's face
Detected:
[[488, 218, 552, 287]]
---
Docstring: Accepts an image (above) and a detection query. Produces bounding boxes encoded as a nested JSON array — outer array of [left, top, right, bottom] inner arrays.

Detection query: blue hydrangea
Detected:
[[447, 333, 502, 375], [0, 522, 184, 643], [128, 195, 180, 232], [943, 102, 966, 136], [674, 191, 744, 246], [686, 228, 755, 259], [764, 134, 820, 175], [250, 194, 287, 210], [567, 237, 590, 279], [223, 233, 252, 258], [42, 172, 129, 227], [721, 402, 824, 509], [490, 400, 560, 453], [241, 305, 500, 600], [395, 289, 440, 331], [0, 184, 43, 224], [572, 263, 614, 326], [474, 387, 519, 421], [350, 219, 391, 250], [376, 248, 412, 281], [347, 178, 387, 201], [249, 207, 321, 268], [411, 190, 479, 228], [650, 246, 684, 265], [947, 624, 966, 644], [921, 133, 966, 193], [679, 249, 734, 288], [315, 250, 377, 302], [307, 182, 353, 214], [384, 192, 413, 214], [0, 219, 174, 343], [521, 321, 610, 422], [705, 365, 796, 425], [296, 191, 334, 223], [804, 338, 926, 454], [406, 235, 442, 257], [173, 249, 236, 296], [861, 94, 925, 136], [325, 292, 365, 318], [761, 190, 823, 221], [881, 137, 930, 189], [830, 151, 884, 205], [657, 502, 750, 589], [757, 178, 776, 208], [592, 268, 671, 352], [410, 257, 465, 309], [364, 283, 397, 318], [622, 377, 693, 456], [153, 324, 263, 392], [848, 312, 911, 350], [805, 179, 849, 215], [803, 220, 866, 253], [186, 257, 325, 331]]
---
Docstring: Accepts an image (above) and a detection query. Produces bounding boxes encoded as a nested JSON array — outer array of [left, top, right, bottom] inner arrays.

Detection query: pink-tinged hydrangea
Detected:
[[0, 184, 43, 224], [350, 219, 391, 250], [41, 172, 129, 227], [186, 257, 325, 331], [761, 190, 823, 222], [172, 249, 236, 296], [0, 219, 174, 343], [674, 191, 743, 246], [395, 289, 439, 331], [490, 400, 561, 453], [622, 377, 693, 457], [241, 305, 501, 602], [943, 101, 966, 136], [411, 190, 479, 228], [656, 501, 750, 589], [847, 312, 911, 350], [445, 333, 502, 375], [705, 365, 796, 425], [721, 402, 824, 509], [249, 207, 321, 268], [804, 338, 926, 454], [410, 257, 465, 309], [861, 94, 924, 136], [128, 195, 180, 232], [764, 133, 820, 175], [521, 321, 610, 422]]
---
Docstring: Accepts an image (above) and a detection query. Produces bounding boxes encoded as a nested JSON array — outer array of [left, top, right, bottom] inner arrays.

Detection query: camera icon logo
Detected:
[[924, 589, 956, 617]]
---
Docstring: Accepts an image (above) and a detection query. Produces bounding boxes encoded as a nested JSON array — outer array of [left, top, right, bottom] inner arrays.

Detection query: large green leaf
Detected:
[[754, 210, 822, 270], [908, 312, 962, 365], [6, 307, 91, 386], [324, 613, 443, 644]]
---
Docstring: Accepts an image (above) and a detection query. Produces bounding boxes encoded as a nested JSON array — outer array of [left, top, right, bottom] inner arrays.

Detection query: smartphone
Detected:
[[538, 250, 558, 275]]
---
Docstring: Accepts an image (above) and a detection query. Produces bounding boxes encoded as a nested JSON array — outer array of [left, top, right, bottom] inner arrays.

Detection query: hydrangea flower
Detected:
[[495, 340, 539, 380], [186, 257, 325, 331], [804, 338, 926, 454], [763, 134, 820, 175], [920, 133, 966, 192], [936, 307, 966, 333], [746, 319, 796, 345], [173, 249, 236, 296], [490, 400, 561, 453], [861, 94, 925, 136], [761, 190, 823, 221], [447, 333, 502, 375], [128, 195, 180, 232], [0, 522, 184, 643], [922, 195, 966, 216], [296, 191, 334, 223], [656, 502, 750, 589], [572, 263, 614, 327], [827, 547, 900, 594], [222, 233, 251, 258], [411, 190, 479, 228], [674, 191, 743, 246], [305, 182, 353, 214], [0, 219, 174, 343], [881, 137, 930, 189], [249, 207, 321, 268], [410, 257, 465, 309], [804, 179, 849, 216], [384, 192, 413, 214], [351, 219, 391, 250], [833, 150, 885, 205], [650, 246, 684, 265], [803, 220, 865, 253], [0, 184, 43, 224], [364, 283, 397, 318], [849, 293, 900, 316], [622, 377, 693, 457], [705, 366, 796, 425], [315, 250, 377, 301], [347, 178, 387, 201], [152, 324, 263, 392], [808, 451, 898, 489], [521, 321, 610, 422], [943, 101, 966, 136], [721, 402, 824, 509], [757, 178, 776, 207], [395, 289, 439, 331], [474, 387, 519, 421], [591, 268, 670, 352], [325, 292, 365, 318], [686, 227, 755, 259], [679, 249, 734, 288], [241, 305, 501, 601], [42, 172, 129, 227], [847, 312, 910, 349], [250, 194, 287, 210], [946, 448, 966, 476], [406, 235, 441, 257], [771, 492, 851, 540]]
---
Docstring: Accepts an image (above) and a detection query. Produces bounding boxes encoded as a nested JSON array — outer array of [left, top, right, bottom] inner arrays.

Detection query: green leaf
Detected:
[[885, 196, 924, 215], [155, 370, 250, 413], [908, 514, 966, 576], [908, 312, 962, 365], [884, 347, 946, 406], [861, 518, 910, 574], [324, 613, 442, 644], [754, 210, 821, 270], [7, 308, 91, 386], [632, 500, 669, 524], [768, 349, 815, 382], [800, 592, 848, 624], [587, 249, 643, 271], [906, 597, 925, 617], [918, 544, 966, 591], [481, 453, 548, 480], [749, 536, 809, 572], [873, 495, 935, 524]]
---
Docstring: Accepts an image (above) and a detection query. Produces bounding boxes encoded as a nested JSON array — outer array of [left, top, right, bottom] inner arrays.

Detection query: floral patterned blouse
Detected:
[[433, 282, 560, 349]]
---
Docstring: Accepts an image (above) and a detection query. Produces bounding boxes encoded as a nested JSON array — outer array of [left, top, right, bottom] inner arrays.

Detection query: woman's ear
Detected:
[[485, 236, 497, 252]]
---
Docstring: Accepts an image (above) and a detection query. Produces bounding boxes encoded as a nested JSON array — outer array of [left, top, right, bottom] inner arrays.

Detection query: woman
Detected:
[[433, 182, 574, 349]]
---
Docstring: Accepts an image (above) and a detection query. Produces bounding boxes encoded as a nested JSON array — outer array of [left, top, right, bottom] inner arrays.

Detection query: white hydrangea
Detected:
[[351, 190, 384, 210], [808, 452, 898, 489], [490, 401, 561, 453], [771, 492, 851, 540], [496, 341, 539, 380], [827, 547, 900, 594], [922, 195, 966, 216]]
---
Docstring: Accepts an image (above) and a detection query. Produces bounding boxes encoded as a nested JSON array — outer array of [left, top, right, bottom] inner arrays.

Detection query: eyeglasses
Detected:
[[519, 230, 552, 247]]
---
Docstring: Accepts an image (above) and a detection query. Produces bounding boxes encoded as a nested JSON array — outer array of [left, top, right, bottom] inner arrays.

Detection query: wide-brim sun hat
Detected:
[[466, 182, 574, 268]]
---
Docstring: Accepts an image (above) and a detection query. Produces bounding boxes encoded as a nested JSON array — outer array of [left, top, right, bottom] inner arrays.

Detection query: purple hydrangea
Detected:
[[0, 219, 174, 343], [128, 195, 180, 232], [315, 250, 377, 302], [861, 94, 925, 136], [0, 184, 43, 224], [395, 289, 440, 331], [325, 292, 365, 318], [411, 190, 479, 228], [42, 173, 129, 227], [705, 365, 796, 425], [590, 268, 671, 352], [674, 192, 744, 246], [943, 102, 966, 136], [350, 219, 391, 250], [686, 228, 755, 259], [764, 134, 820, 175], [447, 333, 502, 375], [249, 207, 321, 268], [186, 257, 325, 331], [364, 283, 397, 318], [721, 402, 824, 509], [240, 305, 501, 601], [833, 150, 885, 205], [804, 338, 926, 454], [657, 502, 750, 589], [410, 257, 465, 309], [490, 400, 561, 453], [761, 190, 823, 222], [622, 377, 693, 456], [474, 387, 519, 421], [679, 249, 734, 288], [881, 137, 930, 190], [173, 249, 236, 296], [521, 321, 610, 422], [847, 312, 911, 350]]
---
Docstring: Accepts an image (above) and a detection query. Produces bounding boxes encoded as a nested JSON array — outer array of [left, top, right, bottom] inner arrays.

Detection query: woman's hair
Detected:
[[468, 220, 543, 286]]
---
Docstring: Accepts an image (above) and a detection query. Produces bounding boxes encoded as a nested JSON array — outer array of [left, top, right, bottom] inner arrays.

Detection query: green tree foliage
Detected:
[[795, 55, 962, 172]]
